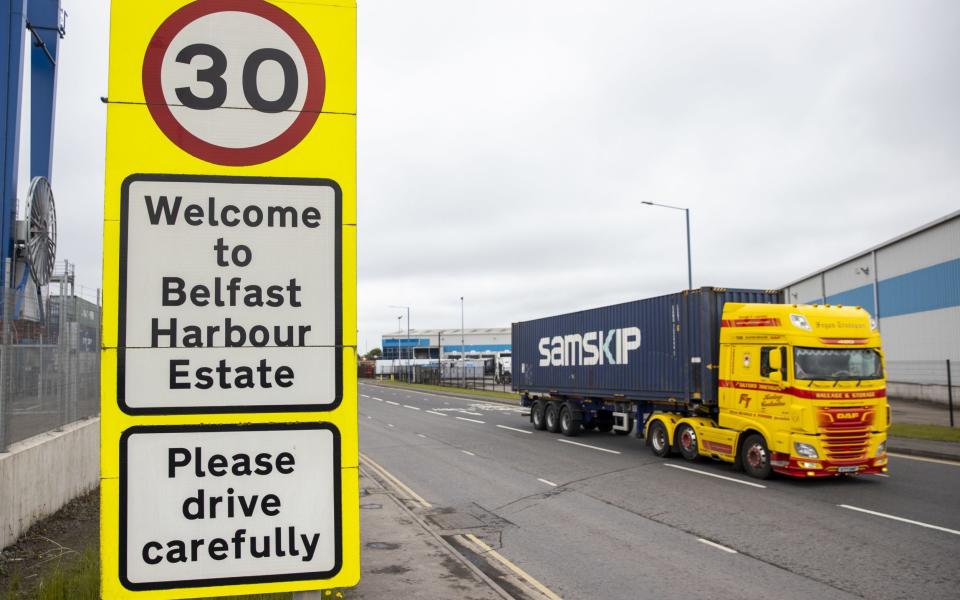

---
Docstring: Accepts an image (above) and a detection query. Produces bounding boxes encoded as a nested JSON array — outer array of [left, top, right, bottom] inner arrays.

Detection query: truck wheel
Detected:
[[676, 424, 699, 461], [531, 400, 547, 431], [559, 405, 582, 437], [648, 421, 672, 458], [741, 434, 773, 479], [545, 402, 562, 433]]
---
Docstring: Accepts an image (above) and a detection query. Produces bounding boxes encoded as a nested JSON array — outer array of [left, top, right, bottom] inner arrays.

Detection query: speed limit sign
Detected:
[[101, 1, 358, 598], [142, 0, 326, 166]]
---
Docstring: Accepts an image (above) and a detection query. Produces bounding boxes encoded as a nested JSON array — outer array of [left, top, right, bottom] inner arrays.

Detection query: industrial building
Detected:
[[782, 210, 959, 402], [381, 327, 511, 361]]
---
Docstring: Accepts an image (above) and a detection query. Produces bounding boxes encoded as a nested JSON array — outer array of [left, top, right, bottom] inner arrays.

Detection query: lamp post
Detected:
[[460, 296, 465, 388], [390, 305, 410, 380], [641, 201, 692, 290]]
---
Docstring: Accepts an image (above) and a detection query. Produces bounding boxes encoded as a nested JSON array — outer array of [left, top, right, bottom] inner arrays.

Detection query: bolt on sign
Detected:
[[100, 1, 358, 597]]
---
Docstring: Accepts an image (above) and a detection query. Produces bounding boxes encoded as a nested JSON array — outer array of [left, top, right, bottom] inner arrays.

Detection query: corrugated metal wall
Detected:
[[783, 213, 960, 365]]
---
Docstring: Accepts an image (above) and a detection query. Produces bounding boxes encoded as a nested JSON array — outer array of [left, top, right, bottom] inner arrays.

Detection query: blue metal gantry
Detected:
[[1, 0, 63, 302]]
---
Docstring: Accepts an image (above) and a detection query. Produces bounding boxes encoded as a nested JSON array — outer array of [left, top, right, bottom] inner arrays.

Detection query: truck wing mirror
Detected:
[[769, 350, 782, 371]]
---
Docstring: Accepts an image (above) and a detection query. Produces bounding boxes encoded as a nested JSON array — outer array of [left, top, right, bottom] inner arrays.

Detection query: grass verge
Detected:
[[369, 379, 520, 403], [890, 423, 960, 443]]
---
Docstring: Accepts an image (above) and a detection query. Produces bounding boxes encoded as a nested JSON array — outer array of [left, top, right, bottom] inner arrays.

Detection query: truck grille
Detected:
[[817, 407, 874, 461]]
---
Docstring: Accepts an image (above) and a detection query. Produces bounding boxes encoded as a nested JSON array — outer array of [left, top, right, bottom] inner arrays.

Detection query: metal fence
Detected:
[[885, 359, 957, 426], [0, 286, 101, 451], [380, 364, 515, 394]]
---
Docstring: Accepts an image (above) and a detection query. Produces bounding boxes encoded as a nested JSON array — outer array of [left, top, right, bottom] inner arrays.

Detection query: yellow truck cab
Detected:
[[649, 303, 889, 478]]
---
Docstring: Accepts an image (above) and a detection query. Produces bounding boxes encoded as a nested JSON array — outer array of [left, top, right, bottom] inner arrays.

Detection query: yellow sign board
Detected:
[[100, 1, 358, 597]]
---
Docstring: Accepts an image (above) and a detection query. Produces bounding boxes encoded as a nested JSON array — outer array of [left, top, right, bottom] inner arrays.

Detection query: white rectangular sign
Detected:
[[121, 424, 341, 590], [119, 175, 341, 413]]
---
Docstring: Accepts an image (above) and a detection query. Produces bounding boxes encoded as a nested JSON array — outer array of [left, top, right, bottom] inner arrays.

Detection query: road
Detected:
[[358, 382, 960, 600]]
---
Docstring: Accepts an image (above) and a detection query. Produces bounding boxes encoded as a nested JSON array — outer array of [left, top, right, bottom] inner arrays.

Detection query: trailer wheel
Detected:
[[559, 405, 581, 437], [741, 433, 773, 480], [676, 424, 699, 461], [648, 421, 671, 458], [545, 402, 562, 433], [531, 400, 547, 431]]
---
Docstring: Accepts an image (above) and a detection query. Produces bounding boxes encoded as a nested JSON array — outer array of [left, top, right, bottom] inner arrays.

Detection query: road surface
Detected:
[[359, 382, 960, 600]]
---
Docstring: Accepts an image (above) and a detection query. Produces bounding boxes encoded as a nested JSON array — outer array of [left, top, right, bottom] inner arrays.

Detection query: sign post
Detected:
[[100, 1, 358, 597]]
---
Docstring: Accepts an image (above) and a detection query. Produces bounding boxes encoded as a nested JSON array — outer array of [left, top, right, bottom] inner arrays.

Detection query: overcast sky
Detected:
[[27, 1, 960, 352]]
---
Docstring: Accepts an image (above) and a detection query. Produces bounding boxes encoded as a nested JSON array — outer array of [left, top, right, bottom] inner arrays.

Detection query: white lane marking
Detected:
[[387, 424, 395, 428], [888, 452, 960, 467], [870, 473, 890, 478], [663, 463, 767, 489], [557, 439, 621, 454], [839, 504, 960, 536], [417, 434, 427, 438], [462, 534, 563, 600], [366, 416, 372, 419], [403, 405, 421, 411], [360, 394, 371, 398], [426, 410, 448, 417], [371, 397, 384, 402], [537, 478, 558, 487], [456, 416, 486, 424], [497, 425, 532, 435], [698, 538, 738, 554], [386, 400, 400, 406], [461, 450, 475, 456]]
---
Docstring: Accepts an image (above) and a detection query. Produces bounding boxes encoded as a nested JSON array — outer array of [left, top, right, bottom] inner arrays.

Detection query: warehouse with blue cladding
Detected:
[[782, 210, 959, 400]]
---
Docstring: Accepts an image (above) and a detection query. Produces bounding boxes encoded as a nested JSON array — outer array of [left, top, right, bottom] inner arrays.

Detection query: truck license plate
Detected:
[[838, 466, 859, 473]]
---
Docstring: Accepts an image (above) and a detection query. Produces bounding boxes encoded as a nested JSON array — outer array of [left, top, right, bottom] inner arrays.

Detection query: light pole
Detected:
[[460, 296, 465, 388], [390, 305, 410, 379], [641, 201, 692, 290]]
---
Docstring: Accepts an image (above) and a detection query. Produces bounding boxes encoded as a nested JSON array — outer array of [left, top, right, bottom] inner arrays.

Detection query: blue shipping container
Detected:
[[512, 287, 782, 405]]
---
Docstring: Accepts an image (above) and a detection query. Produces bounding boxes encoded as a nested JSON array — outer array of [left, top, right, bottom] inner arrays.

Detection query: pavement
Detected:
[[350, 467, 509, 599], [359, 381, 960, 600]]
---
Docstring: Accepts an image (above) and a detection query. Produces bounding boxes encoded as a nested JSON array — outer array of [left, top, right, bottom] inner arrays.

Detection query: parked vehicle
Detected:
[[512, 287, 888, 479]]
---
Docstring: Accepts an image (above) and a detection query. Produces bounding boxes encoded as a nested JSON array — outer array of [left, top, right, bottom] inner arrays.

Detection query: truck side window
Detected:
[[760, 347, 773, 377], [760, 347, 787, 379]]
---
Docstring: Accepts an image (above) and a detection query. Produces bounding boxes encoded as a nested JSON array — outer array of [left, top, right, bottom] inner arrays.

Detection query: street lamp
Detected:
[[460, 296, 465, 388], [642, 201, 692, 290], [389, 305, 410, 379]]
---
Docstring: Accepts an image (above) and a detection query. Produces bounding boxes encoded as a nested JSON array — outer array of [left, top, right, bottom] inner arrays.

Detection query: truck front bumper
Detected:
[[769, 452, 889, 478]]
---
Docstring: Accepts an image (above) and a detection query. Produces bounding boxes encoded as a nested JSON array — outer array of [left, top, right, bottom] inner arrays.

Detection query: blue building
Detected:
[[381, 328, 511, 361], [783, 210, 959, 401]]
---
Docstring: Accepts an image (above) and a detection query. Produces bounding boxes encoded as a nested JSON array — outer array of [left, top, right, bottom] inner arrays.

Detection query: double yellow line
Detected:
[[359, 453, 563, 600]]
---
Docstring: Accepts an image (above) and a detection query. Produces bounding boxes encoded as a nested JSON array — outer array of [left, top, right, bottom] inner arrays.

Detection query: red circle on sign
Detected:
[[142, 0, 325, 166]]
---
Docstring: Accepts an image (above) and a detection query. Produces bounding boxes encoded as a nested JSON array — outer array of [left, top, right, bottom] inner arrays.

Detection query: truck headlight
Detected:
[[794, 442, 819, 458], [876, 441, 886, 456]]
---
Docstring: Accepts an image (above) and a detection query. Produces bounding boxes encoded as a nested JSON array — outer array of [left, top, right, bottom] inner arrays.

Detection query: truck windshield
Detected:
[[793, 347, 883, 381]]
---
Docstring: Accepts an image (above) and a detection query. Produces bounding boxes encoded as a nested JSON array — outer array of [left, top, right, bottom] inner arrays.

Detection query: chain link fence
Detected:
[[0, 284, 101, 451]]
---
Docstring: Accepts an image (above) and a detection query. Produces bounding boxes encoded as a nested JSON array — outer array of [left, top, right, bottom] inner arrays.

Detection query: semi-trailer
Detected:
[[512, 287, 889, 479]]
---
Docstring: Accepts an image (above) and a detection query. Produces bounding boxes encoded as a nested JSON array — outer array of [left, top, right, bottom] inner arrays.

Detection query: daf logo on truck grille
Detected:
[[836, 412, 860, 420], [538, 327, 641, 367]]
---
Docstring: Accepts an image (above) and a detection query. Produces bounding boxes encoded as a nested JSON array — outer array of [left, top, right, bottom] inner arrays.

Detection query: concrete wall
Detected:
[[0, 417, 99, 550]]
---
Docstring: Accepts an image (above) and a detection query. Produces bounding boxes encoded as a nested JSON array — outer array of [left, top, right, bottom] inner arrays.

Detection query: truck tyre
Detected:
[[531, 400, 547, 431], [648, 421, 672, 458], [676, 424, 699, 461], [559, 405, 582, 437], [545, 402, 562, 433], [741, 433, 773, 479]]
